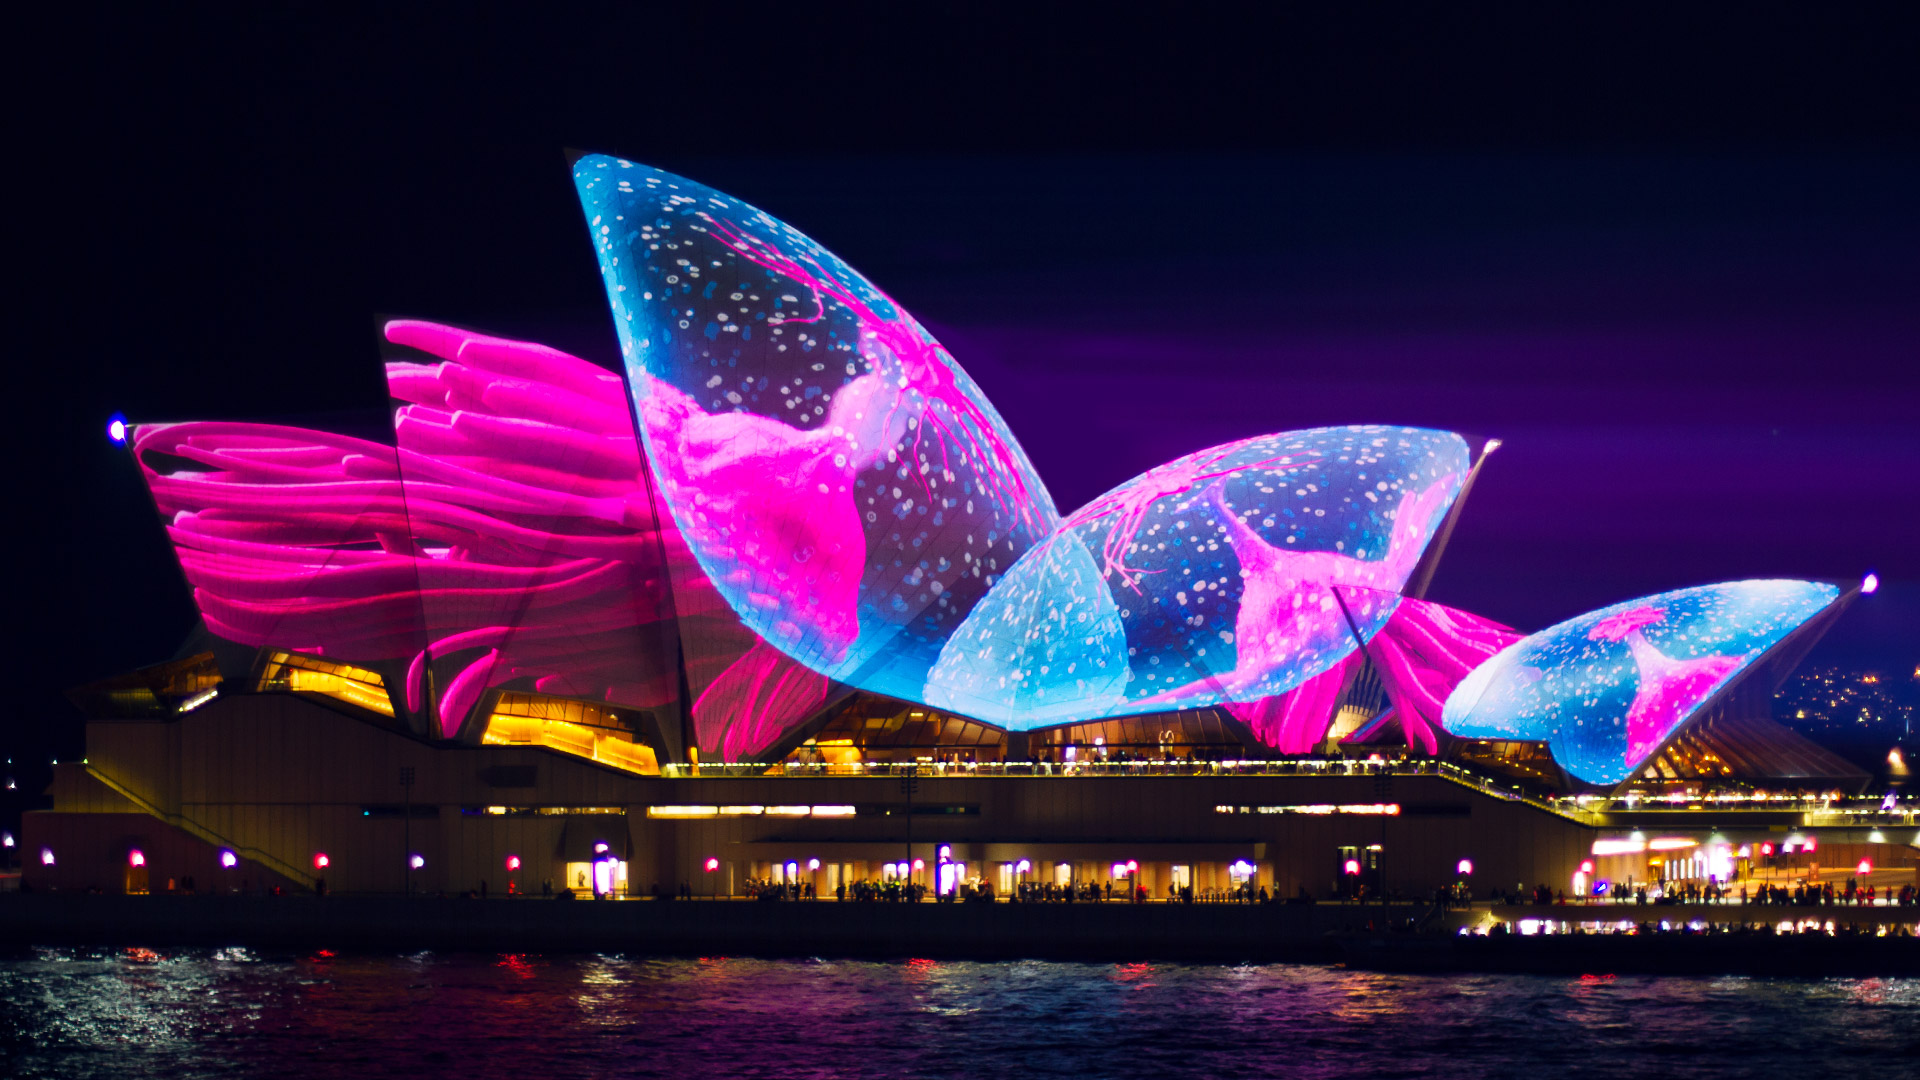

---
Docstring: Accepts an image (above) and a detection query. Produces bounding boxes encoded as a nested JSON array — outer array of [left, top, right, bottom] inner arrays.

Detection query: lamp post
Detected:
[[900, 764, 919, 898], [400, 765, 415, 898]]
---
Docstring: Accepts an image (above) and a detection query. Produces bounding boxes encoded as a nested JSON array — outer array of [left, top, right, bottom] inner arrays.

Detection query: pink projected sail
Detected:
[[1222, 651, 1365, 752], [384, 320, 680, 735], [1342, 592, 1525, 754], [134, 421, 428, 664]]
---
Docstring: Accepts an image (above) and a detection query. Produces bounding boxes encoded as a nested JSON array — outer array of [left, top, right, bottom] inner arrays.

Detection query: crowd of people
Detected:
[[1742, 880, 1918, 907], [1489, 878, 1920, 908], [1481, 919, 1919, 937]]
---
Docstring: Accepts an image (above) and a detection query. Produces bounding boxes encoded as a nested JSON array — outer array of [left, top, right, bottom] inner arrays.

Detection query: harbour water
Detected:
[[2, 950, 1917, 1078]]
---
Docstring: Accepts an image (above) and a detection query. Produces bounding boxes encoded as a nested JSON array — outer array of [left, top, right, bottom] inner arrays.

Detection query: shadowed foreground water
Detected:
[[2, 950, 1917, 1078]]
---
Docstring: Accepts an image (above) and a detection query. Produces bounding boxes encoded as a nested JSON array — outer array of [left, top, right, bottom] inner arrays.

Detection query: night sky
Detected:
[[8, 7, 1916, 795]]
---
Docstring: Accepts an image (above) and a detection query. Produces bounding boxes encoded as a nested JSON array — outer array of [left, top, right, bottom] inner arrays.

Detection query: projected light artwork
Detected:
[[1441, 580, 1842, 785], [131, 158, 1475, 754], [925, 428, 1466, 727], [121, 154, 1867, 779]]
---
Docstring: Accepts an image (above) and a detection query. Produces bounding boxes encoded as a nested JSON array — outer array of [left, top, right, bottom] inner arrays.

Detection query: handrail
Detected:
[[658, 757, 1610, 824], [652, 760, 1911, 825], [85, 765, 317, 891], [1428, 771, 1608, 826], [665, 758, 1481, 779]]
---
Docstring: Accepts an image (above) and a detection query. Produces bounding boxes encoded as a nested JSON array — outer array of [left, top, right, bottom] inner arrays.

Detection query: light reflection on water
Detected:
[[2, 949, 1916, 1079]]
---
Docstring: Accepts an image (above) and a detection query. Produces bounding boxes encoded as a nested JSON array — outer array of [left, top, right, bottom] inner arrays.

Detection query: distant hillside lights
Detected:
[[1776, 664, 1917, 734]]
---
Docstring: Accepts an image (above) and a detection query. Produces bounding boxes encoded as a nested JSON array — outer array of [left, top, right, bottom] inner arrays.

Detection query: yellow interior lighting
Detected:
[[481, 712, 660, 776], [259, 652, 395, 717]]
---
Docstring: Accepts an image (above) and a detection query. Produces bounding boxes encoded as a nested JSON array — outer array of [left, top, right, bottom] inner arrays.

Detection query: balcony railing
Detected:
[[663, 757, 1460, 780], [647, 760, 1918, 827], [654, 758, 1614, 824]]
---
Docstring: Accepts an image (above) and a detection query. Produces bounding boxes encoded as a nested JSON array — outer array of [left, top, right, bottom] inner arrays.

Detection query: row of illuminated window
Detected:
[[645, 805, 980, 819], [491, 691, 629, 731], [646, 805, 858, 819], [360, 806, 633, 817], [1214, 804, 1401, 815], [465, 806, 626, 816], [481, 711, 659, 775], [257, 651, 394, 717]]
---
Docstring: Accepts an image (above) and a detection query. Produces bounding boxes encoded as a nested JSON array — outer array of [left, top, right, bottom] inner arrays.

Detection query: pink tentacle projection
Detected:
[[1135, 473, 1458, 709], [691, 639, 830, 761], [386, 323, 704, 735], [1589, 607, 1746, 765], [438, 648, 500, 735], [634, 377, 866, 661], [1060, 447, 1319, 593], [1355, 595, 1523, 754], [1223, 650, 1364, 753]]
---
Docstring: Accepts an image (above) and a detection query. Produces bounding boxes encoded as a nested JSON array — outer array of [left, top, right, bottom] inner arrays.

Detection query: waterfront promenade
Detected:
[[4, 891, 1916, 974]]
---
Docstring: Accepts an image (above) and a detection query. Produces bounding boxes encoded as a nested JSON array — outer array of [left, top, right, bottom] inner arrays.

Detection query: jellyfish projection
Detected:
[[572, 155, 1061, 702], [1440, 580, 1843, 785], [925, 427, 1470, 728]]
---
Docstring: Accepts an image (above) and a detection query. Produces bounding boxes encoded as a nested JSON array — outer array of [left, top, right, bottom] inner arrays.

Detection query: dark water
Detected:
[[3, 950, 1917, 1079]]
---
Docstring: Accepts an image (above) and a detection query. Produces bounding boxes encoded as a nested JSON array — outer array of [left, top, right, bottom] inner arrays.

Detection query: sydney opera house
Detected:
[[26, 156, 1907, 903]]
